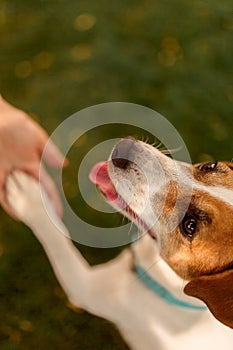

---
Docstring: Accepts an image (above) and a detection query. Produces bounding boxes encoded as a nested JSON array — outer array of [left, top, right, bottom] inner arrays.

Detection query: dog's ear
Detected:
[[225, 162, 233, 170], [184, 269, 233, 329]]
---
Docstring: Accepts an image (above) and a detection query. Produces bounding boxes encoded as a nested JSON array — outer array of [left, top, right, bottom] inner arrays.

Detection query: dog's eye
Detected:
[[180, 215, 197, 240], [198, 161, 218, 172]]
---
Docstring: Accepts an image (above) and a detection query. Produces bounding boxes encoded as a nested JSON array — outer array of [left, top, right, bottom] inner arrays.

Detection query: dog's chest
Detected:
[[113, 237, 233, 350], [116, 301, 233, 350]]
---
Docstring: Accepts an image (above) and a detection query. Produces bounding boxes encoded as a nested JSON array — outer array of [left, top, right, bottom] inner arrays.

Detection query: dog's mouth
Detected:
[[89, 161, 156, 239], [89, 162, 118, 202]]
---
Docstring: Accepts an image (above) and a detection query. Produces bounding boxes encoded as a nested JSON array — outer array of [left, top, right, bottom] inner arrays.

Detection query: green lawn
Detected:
[[0, 0, 232, 349]]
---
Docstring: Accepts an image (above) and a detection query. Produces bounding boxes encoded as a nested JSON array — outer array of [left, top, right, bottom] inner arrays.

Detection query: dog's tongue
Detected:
[[89, 162, 118, 201]]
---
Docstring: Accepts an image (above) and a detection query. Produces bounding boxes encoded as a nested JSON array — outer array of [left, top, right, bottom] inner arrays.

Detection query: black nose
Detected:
[[111, 137, 136, 169]]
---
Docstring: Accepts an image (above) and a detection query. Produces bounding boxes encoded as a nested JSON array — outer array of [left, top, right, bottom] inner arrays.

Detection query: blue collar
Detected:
[[135, 265, 207, 311]]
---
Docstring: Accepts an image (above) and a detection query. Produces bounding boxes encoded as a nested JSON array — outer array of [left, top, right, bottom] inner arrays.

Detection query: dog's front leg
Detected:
[[6, 171, 133, 322], [6, 172, 93, 308]]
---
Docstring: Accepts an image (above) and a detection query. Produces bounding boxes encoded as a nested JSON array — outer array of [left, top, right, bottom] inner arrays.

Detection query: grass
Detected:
[[0, 0, 232, 348]]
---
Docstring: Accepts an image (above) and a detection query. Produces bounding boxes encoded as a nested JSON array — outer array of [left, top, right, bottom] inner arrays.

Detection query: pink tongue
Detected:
[[89, 162, 118, 201]]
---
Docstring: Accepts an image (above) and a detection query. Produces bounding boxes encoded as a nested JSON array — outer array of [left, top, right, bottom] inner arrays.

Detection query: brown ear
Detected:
[[184, 269, 233, 329], [225, 161, 233, 170]]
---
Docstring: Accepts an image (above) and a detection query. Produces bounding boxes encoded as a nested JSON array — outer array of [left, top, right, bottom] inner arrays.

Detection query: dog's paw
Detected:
[[7, 171, 47, 224], [7, 171, 69, 237]]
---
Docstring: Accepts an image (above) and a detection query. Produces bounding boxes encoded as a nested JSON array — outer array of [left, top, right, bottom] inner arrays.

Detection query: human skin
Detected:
[[0, 95, 66, 217]]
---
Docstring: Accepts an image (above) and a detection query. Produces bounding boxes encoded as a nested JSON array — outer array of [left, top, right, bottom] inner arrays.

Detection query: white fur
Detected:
[[6, 171, 233, 350], [194, 183, 233, 207]]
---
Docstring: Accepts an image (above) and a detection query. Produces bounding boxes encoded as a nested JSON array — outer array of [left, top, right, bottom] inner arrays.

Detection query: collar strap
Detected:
[[135, 265, 207, 311]]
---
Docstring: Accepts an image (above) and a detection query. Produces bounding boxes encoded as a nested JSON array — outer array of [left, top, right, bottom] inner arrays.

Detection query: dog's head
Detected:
[[90, 137, 233, 328]]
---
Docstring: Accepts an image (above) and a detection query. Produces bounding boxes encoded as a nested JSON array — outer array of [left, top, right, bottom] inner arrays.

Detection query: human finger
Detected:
[[28, 164, 63, 218], [40, 139, 68, 169], [40, 166, 63, 217]]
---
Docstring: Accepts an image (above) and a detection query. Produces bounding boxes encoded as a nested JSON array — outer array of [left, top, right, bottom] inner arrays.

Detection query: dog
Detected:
[[6, 137, 233, 350]]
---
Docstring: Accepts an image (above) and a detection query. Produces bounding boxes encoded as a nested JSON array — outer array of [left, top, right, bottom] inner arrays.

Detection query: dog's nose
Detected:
[[111, 137, 136, 169]]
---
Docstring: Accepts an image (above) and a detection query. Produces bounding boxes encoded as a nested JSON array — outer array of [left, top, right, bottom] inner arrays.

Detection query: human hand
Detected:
[[0, 96, 67, 218]]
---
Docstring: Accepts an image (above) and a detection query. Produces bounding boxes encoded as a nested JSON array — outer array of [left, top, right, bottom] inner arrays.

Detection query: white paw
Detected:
[[7, 171, 48, 224], [7, 171, 69, 237]]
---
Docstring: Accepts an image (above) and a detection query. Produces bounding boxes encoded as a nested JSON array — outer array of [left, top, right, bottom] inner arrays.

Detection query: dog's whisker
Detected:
[[121, 214, 126, 225], [127, 221, 135, 237], [160, 146, 182, 155]]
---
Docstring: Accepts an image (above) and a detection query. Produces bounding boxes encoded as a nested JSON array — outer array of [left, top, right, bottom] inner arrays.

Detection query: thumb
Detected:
[[41, 139, 68, 168]]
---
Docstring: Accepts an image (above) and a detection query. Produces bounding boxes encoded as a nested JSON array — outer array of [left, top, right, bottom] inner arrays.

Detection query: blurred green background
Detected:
[[0, 0, 232, 349]]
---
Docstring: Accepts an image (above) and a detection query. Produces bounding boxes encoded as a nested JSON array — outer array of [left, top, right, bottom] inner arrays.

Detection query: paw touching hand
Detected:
[[7, 171, 54, 226], [0, 96, 67, 218]]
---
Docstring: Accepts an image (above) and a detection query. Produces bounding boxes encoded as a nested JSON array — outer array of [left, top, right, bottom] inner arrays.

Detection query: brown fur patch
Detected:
[[161, 190, 233, 280], [193, 162, 233, 188], [163, 181, 179, 214]]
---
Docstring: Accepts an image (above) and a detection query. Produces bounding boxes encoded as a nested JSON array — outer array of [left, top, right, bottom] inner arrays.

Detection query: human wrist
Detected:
[[0, 98, 28, 126]]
